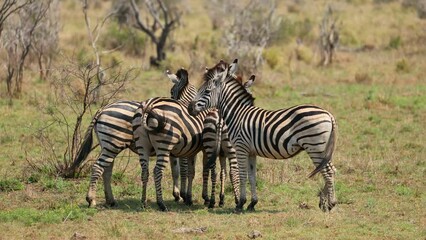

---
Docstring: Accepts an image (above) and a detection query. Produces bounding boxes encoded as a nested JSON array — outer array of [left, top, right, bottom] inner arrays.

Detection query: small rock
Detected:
[[172, 227, 207, 234], [70, 232, 87, 240], [247, 230, 262, 239], [299, 202, 311, 209]]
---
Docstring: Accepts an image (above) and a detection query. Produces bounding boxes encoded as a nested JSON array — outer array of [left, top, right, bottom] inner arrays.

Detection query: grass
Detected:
[[0, 0, 426, 239]]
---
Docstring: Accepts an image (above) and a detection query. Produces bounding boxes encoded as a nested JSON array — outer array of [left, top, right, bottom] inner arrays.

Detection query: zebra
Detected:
[[188, 59, 338, 212], [69, 69, 194, 208], [201, 74, 255, 208], [132, 67, 240, 211]]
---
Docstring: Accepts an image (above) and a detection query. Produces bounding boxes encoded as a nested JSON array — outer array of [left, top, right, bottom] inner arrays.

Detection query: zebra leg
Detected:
[[179, 157, 188, 202], [208, 160, 218, 208], [218, 154, 226, 207], [86, 162, 103, 208], [185, 156, 196, 206], [153, 152, 170, 211], [246, 155, 258, 211], [202, 154, 210, 206], [170, 156, 181, 202], [223, 140, 240, 206], [102, 163, 117, 207], [235, 152, 249, 213], [139, 156, 149, 209], [319, 162, 337, 212], [86, 149, 118, 208]]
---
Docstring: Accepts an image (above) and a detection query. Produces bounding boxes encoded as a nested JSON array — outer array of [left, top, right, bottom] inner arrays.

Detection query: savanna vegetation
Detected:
[[0, 0, 425, 239]]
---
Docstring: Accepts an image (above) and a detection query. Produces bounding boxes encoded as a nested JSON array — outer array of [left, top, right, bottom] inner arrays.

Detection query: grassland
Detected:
[[0, 0, 425, 239]]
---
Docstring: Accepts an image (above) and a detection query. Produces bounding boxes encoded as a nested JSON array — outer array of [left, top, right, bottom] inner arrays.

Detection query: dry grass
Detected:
[[0, 0, 425, 239]]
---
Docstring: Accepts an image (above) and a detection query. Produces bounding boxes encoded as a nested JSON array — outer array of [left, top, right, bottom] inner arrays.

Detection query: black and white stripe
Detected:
[[71, 69, 194, 208], [201, 74, 254, 208], [132, 68, 240, 211], [189, 59, 338, 212]]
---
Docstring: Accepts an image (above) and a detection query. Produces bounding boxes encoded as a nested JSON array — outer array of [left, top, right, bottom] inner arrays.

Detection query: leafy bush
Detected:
[[263, 48, 280, 69], [271, 17, 313, 44], [395, 59, 410, 73], [101, 23, 147, 56], [388, 36, 402, 49], [0, 178, 24, 192]]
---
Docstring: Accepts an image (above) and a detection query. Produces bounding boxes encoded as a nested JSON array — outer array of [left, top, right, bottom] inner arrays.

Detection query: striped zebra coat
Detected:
[[132, 69, 240, 211], [69, 69, 195, 208], [189, 59, 338, 212], [201, 74, 255, 208]]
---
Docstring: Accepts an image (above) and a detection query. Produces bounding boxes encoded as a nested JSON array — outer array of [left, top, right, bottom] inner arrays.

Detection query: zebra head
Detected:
[[168, 68, 189, 100], [188, 59, 239, 116]]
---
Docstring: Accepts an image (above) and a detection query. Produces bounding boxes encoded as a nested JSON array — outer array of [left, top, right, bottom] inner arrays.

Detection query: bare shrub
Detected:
[[111, 0, 183, 67], [25, 55, 136, 178], [0, 0, 34, 38], [402, 0, 426, 19], [31, 0, 59, 81], [24, 0, 138, 178], [203, 0, 237, 30], [223, 0, 280, 73], [318, 5, 339, 66], [1, 0, 51, 97], [416, 0, 426, 19]]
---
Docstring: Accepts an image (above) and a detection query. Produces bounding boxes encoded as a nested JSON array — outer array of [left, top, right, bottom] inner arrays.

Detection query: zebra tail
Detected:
[[206, 150, 218, 170], [142, 105, 166, 133], [307, 115, 337, 178], [206, 124, 222, 169], [68, 113, 98, 174]]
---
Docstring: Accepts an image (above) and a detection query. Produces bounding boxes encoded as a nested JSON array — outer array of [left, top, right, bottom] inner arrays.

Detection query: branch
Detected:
[[130, 0, 158, 44], [144, 0, 164, 29]]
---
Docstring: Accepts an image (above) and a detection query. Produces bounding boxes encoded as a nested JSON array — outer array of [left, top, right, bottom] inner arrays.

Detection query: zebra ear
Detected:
[[166, 70, 179, 84], [244, 75, 256, 88], [216, 64, 228, 86], [228, 59, 238, 76]]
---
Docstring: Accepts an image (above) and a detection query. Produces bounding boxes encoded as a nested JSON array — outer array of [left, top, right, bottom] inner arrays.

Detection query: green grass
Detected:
[[0, 0, 426, 239]]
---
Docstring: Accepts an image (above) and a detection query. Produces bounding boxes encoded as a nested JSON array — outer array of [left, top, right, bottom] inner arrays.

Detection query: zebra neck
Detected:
[[218, 80, 254, 139], [178, 85, 196, 106]]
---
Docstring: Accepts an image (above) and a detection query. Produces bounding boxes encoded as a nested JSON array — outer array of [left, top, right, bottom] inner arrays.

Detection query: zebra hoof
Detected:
[[247, 200, 258, 212], [106, 199, 118, 208], [219, 194, 225, 206], [180, 193, 187, 202], [86, 196, 96, 208], [173, 192, 181, 202], [247, 205, 256, 212], [233, 207, 243, 214], [185, 199, 193, 206], [208, 201, 215, 209], [203, 200, 210, 206], [185, 194, 193, 206], [157, 202, 169, 212], [141, 200, 148, 210]]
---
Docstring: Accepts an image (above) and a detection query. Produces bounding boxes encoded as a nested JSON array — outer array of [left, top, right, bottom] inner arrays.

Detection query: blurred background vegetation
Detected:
[[0, 0, 425, 238]]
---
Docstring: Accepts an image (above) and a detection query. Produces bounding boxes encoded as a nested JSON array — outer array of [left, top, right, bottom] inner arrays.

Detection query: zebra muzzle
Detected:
[[188, 101, 197, 117]]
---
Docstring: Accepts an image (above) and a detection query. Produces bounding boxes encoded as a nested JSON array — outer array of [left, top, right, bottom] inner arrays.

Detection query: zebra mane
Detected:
[[170, 68, 189, 100], [203, 60, 229, 82], [225, 74, 256, 105]]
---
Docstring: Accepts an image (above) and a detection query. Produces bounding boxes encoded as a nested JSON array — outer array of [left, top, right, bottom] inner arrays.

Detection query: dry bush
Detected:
[[402, 0, 426, 19], [318, 5, 339, 66], [1, 0, 51, 97], [111, 0, 183, 67], [25, 56, 136, 178], [24, 1, 138, 178], [31, 0, 60, 81], [223, 0, 280, 74], [203, 0, 237, 30]]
